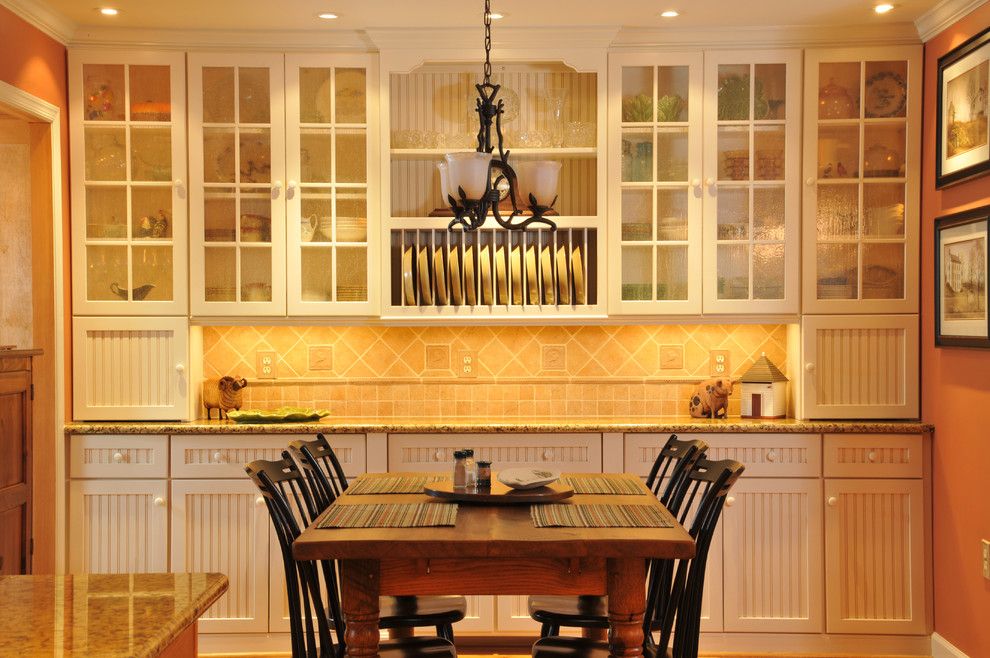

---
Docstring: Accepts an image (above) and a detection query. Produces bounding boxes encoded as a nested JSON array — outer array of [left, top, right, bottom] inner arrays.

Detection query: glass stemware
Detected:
[[541, 87, 568, 148]]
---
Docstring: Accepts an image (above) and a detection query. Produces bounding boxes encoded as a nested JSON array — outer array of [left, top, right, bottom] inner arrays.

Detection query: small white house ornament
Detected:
[[740, 353, 788, 419]]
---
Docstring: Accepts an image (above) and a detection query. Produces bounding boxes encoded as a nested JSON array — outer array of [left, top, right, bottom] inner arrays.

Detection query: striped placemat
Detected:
[[560, 475, 646, 495], [317, 503, 458, 529], [531, 504, 675, 528], [347, 475, 449, 495]]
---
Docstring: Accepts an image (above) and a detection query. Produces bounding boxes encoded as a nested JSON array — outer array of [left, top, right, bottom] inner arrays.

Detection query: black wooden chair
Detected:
[[528, 435, 707, 637], [288, 434, 349, 509], [246, 454, 465, 654], [529, 457, 745, 658]]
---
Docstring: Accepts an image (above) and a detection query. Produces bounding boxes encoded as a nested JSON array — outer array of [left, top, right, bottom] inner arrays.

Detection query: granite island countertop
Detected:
[[64, 417, 933, 435], [0, 573, 227, 657]]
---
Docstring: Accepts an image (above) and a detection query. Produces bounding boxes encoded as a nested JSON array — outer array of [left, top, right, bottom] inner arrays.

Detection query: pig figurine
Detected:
[[688, 378, 733, 419], [203, 376, 248, 420]]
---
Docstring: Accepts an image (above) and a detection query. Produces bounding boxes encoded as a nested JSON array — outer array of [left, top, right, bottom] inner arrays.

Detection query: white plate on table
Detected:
[[498, 467, 562, 490]]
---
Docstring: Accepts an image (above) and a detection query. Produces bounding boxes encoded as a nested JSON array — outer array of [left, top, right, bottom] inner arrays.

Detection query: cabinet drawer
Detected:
[[171, 434, 366, 478], [388, 434, 602, 473], [823, 434, 923, 478], [625, 433, 820, 478], [70, 435, 168, 478]]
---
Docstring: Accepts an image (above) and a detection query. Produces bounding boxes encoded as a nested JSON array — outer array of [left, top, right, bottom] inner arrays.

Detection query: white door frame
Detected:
[[0, 80, 67, 573]]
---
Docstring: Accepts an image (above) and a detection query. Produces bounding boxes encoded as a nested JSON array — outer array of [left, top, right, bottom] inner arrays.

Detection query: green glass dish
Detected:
[[226, 407, 331, 423]]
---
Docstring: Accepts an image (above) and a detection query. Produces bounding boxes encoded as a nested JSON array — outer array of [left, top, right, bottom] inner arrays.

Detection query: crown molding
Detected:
[[68, 26, 375, 51], [366, 26, 621, 50], [915, 0, 988, 42], [0, 0, 74, 44], [612, 22, 921, 50]]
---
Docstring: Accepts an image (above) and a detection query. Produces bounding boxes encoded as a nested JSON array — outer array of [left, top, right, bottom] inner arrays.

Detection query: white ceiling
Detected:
[[41, 0, 938, 32]]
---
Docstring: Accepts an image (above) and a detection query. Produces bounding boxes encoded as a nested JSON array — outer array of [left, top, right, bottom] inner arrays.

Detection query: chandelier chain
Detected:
[[483, 0, 492, 83]]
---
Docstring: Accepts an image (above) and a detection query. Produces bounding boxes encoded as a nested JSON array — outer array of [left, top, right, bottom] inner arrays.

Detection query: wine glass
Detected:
[[541, 87, 568, 148]]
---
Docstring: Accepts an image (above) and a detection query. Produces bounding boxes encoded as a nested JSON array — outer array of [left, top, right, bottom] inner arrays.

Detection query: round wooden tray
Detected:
[[424, 480, 574, 504]]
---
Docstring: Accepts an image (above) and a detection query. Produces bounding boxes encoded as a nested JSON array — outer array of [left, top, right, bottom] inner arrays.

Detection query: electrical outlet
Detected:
[[309, 346, 333, 371], [256, 350, 277, 379], [982, 539, 989, 580], [457, 350, 478, 378], [709, 350, 731, 377]]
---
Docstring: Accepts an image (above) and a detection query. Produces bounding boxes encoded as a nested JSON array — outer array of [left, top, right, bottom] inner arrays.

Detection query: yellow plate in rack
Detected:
[[480, 243, 493, 305], [402, 246, 415, 305], [510, 243, 522, 304], [433, 248, 448, 305], [571, 244, 585, 305], [526, 241, 539, 305], [449, 245, 462, 306], [541, 243, 555, 305], [556, 243, 571, 305], [418, 244, 433, 306], [464, 244, 477, 306], [495, 243, 508, 305]]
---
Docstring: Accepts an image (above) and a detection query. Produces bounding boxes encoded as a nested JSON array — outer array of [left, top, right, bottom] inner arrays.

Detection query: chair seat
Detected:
[[381, 636, 457, 658], [528, 595, 609, 628], [378, 595, 467, 628], [532, 636, 666, 658]]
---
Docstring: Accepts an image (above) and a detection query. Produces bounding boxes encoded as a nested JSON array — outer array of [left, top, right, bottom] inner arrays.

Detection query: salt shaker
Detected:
[[463, 449, 478, 488], [452, 450, 467, 489]]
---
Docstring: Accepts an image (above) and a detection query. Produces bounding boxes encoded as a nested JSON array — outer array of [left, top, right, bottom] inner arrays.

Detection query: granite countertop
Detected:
[[0, 573, 227, 657], [64, 417, 933, 435]]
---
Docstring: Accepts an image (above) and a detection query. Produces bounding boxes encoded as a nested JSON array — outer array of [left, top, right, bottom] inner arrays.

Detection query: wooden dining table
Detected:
[[293, 472, 695, 658]]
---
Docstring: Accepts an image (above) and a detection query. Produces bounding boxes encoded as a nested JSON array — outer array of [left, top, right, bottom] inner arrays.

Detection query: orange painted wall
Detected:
[[922, 5, 990, 656]]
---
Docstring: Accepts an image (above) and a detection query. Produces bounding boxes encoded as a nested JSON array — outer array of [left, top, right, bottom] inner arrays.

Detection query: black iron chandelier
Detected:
[[438, 0, 560, 232]]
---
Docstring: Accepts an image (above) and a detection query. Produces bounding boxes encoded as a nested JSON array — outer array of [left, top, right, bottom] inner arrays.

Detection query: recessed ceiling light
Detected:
[[660, 10, 679, 17], [99, 7, 118, 15], [488, 11, 505, 19], [874, 3, 894, 14], [317, 12, 339, 19]]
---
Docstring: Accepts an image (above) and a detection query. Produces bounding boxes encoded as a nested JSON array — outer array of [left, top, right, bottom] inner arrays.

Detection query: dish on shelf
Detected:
[[621, 222, 653, 241], [571, 244, 586, 305], [864, 70, 907, 118], [433, 247, 448, 305], [526, 242, 539, 305], [417, 244, 433, 305], [622, 283, 652, 301], [564, 121, 595, 147], [464, 244, 477, 305], [240, 214, 272, 242], [205, 285, 237, 301], [541, 244, 555, 305], [226, 407, 331, 423], [818, 79, 856, 120], [242, 282, 272, 302], [495, 243, 508, 305], [510, 243, 522, 303], [556, 244, 570, 305], [449, 245, 462, 305], [336, 285, 367, 302], [402, 246, 415, 305], [480, 244, 493, 305], [300, 216, 317, 243]]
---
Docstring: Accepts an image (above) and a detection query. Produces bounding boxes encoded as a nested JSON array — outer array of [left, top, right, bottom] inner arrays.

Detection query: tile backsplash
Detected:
[[201, 324, 790, 419]]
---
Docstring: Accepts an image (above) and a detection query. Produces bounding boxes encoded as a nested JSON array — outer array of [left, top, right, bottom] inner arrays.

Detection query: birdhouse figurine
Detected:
[[740, 353, 788, 419]]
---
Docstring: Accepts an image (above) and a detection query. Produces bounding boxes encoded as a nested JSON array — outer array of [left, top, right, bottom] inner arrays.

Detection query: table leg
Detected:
[[342, 559, 381, 658], [606, 557, 646, 658]]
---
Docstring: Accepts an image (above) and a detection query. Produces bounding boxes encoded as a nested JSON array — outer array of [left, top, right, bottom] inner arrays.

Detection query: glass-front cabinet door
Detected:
[[285, 54, 378, 315], [69, 50, 187, 315], [609, 52, 703, 315], [802, 47, 921, 314], [702, 50, 801, 314], [188, 53, 286, 316]]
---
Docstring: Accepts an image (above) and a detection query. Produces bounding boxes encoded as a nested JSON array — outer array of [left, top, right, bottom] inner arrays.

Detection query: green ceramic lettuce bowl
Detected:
[[225, 407, 331, 423]]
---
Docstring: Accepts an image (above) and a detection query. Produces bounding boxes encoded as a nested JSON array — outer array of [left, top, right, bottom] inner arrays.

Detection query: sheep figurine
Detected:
[[203, 376, 248, 419], [688, 378, 734, 419]]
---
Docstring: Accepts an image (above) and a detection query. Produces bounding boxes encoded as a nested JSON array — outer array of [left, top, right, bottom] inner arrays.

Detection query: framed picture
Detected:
[[935, 206, 989, 347], [936, 26, 990, 188]]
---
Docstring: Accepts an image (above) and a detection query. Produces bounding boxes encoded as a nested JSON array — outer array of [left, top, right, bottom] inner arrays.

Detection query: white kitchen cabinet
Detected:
[[802, 46, 921, 315], [722, 478, 824, 633], [72, 316, 190, 421], [286, 54, 380, 316], [188, 53, 287, 316], [70, 434, 168, 478], [823, 478, 926, 635], [170, 478, 271, 633], [608, 52, 704, 315], [800, 314, 919, 419], [171, 433, 366, 479], [68, 479, 168, 574], [68, 49, 188, 316], [702, 50, 802, 315], [387, 433, 603, 473]]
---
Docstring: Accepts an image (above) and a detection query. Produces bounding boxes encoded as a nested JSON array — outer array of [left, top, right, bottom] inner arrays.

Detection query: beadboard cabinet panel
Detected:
[[823, 434, 923, 478], [70, 434, 168, 478], [170, 434, 366, 479], [388, 433, 602, 473]]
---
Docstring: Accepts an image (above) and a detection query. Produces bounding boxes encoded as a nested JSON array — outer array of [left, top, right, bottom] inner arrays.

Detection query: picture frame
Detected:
[[935, 205, 989, 348], [936, 26, 990, 188]]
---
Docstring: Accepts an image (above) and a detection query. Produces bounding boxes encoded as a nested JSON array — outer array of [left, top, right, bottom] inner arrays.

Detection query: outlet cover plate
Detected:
[[710, 350, 731, 377], [457, 350, 478, 378], [256, 350, 277, 379], [309, 346, 333, 371]]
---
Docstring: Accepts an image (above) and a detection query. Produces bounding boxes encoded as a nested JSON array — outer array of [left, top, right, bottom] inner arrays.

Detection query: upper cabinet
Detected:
[[285, 54, 379, 316], [703, 50, 802, 315], [802, 46, 921, 314], [380, 49, 606, 317], [69, 50, 188, 315]]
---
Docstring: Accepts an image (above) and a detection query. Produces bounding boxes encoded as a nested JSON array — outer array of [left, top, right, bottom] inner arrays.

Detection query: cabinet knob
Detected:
[[691, 178, 701, 188], [805, 177, 815, 186], [175, 363, 185, 374], [173, 179, 184, 188], [725, 496, 735, 507], [804, 362, 816, 373], [867, 451, 878, 463], [213, 451, 224, 463], [765, 450, 777, 462], [434, 449, 443, 461], [272, 180, 283, 199], [705, 177, 716, 188], [827, 496, 838, 507], [543, 449, 553, 460], [153, 497, 166, 507], [112, 451, 124, 463], [255, 496, 265, 506]]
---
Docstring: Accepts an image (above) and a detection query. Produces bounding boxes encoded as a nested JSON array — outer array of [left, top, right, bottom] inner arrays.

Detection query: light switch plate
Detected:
[[309, 346, 333, 371], [710, 350, 730, 377], [457, 350, 478, 378], [982, 539, 989, 580], [660, 345, 684, 370], [256, 350, 277, 379]]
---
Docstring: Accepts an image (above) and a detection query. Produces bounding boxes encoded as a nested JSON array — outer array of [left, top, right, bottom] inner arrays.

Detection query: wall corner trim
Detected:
[[0, 0, 75, 44], [915, 0, 989, 42], [932, 633, 971, 658]]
